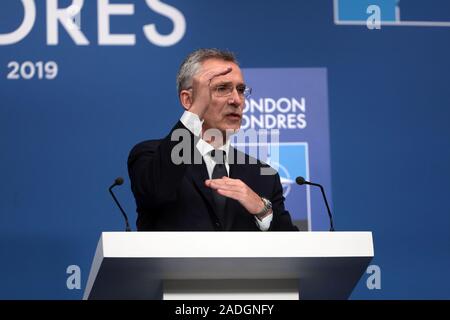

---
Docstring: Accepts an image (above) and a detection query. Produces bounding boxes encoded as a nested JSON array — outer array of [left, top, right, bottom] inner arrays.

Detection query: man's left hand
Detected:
[[205, 176, 270, 219]]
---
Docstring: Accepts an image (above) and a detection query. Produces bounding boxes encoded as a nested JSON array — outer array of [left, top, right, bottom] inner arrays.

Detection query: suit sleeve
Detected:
[[127, 121, 195, 209]]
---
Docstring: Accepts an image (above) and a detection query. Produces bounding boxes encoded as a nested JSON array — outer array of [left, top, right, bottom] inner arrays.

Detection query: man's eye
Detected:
[[236, 86, 245, 94], [216, 85, 230, 93]]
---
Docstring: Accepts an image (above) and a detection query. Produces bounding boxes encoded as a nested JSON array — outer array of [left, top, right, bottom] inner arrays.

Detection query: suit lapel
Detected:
[[187, 146, 223, 228], [189, 163, 214, 204], [226, 147, 247, 230]]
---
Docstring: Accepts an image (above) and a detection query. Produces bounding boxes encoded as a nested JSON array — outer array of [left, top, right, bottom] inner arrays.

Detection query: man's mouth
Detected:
[[226, 112, 242, 120]]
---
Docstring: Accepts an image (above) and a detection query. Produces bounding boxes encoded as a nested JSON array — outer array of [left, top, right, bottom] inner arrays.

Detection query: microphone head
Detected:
[[295, 176, 306, 185], [114, 177, 124, 186]]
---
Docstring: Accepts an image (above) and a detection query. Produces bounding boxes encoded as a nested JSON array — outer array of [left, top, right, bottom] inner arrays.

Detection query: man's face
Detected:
[[200, 59, 245, 135]]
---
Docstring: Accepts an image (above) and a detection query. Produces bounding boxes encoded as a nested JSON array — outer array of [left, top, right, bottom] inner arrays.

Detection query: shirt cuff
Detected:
[[180, 111, 203, 137], [254, 213, 273, 231]]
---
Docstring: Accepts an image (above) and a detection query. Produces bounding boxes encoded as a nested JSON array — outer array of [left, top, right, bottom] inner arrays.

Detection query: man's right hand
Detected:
[[188, 66, 232, 120]]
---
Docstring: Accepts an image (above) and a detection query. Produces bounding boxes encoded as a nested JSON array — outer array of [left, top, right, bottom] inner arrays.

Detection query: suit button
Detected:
[[215, 222, 221, 227]]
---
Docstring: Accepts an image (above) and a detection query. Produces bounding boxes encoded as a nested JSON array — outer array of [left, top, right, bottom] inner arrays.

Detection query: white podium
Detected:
[[83, 232, 373, 300]]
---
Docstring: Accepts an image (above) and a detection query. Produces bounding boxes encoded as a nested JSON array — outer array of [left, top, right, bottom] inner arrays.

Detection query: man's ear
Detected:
[[179, 90, 193, 111]]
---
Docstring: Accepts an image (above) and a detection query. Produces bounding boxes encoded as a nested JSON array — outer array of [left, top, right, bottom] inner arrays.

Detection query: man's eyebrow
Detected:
[[214, 81, 246, 86], [214, 81, 233, 86]]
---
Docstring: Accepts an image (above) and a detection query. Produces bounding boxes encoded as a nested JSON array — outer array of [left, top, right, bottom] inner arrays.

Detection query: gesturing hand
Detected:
[[205, 176, 271, 219], [188, 66, 233, 120]]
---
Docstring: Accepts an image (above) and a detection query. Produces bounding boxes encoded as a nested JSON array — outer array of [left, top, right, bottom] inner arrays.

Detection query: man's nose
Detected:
[[229, 87, 243, 106]]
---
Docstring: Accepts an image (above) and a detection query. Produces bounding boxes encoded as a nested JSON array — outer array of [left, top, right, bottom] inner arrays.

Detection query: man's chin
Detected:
[[223, 126, 241, 136]]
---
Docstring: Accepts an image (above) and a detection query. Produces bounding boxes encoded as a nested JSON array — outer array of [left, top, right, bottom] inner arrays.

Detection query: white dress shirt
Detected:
[[180, 111, 273, 231]]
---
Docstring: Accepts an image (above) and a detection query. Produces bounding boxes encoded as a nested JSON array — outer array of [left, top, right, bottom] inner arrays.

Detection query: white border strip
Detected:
[[335, 20, 450, 27]]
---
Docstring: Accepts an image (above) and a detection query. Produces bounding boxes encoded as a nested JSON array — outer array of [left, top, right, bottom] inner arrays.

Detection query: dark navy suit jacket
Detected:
[[128, 121, 298, 231]]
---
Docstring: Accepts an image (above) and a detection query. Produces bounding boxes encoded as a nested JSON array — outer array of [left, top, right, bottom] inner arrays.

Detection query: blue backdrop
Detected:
[[1, 0, 449, 299]]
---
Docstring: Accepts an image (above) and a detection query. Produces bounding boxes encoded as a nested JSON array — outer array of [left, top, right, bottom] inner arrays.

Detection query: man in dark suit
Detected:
[[128, 48, 298, 231]]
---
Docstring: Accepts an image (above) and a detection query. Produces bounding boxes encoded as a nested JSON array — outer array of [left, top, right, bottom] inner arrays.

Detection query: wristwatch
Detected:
[[257, 197, 272, 216]]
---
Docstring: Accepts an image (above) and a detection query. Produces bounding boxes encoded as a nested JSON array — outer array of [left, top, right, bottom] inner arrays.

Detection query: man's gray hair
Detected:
[[176, 48, 238, 96]]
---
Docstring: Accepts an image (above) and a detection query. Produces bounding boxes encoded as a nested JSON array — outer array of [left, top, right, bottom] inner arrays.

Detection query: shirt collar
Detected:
[[196, 136, 231, 158]]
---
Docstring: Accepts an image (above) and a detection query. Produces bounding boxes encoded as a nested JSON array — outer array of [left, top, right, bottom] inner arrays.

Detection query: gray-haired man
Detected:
[[128, 48, 298, 231]]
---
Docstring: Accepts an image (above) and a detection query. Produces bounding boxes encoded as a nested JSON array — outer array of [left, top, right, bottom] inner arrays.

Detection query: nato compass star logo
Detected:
[[264, 143, 309, 200], [233, 141, 311, 222], [272, 161, 295, 198], [266, 142, 311, 223]]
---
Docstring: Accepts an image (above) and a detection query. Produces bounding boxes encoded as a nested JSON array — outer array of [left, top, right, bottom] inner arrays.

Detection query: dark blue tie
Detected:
[[211, 150, 228, 226]]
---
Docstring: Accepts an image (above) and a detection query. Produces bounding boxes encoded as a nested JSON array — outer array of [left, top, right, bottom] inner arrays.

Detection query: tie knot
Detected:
[[211, 149, 226, 164]]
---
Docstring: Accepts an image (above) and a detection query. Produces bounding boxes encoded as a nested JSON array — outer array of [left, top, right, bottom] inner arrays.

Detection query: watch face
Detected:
[[263, 198, 272, 209]]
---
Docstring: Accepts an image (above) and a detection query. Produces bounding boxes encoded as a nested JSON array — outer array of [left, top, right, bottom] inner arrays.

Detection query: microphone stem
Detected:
[[109, 185, 131, 232], [314, 183, 334, 231]]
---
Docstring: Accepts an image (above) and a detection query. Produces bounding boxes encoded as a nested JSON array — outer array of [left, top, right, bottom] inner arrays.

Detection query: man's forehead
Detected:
[[201, 59, 244, 82], [201, 59, 241, 72], [201, 57, 237, 66]]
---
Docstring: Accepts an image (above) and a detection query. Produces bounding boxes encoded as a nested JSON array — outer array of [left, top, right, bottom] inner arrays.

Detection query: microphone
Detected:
[[108, 177, 131, 232], [296, 176, 335, 231]]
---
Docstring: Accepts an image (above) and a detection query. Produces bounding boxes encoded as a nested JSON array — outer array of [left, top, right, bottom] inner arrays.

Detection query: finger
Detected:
[[205, 179, 227, 187], [216, 188, 242, 201], [202, 66, 232, 83], [208, 178, 228, 184], [212, 183, 242, 192], [217, 176, 243, 188], [222, 176, 241, 184], [207, 179, 233, 190], [205, 179, 225, 189]]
